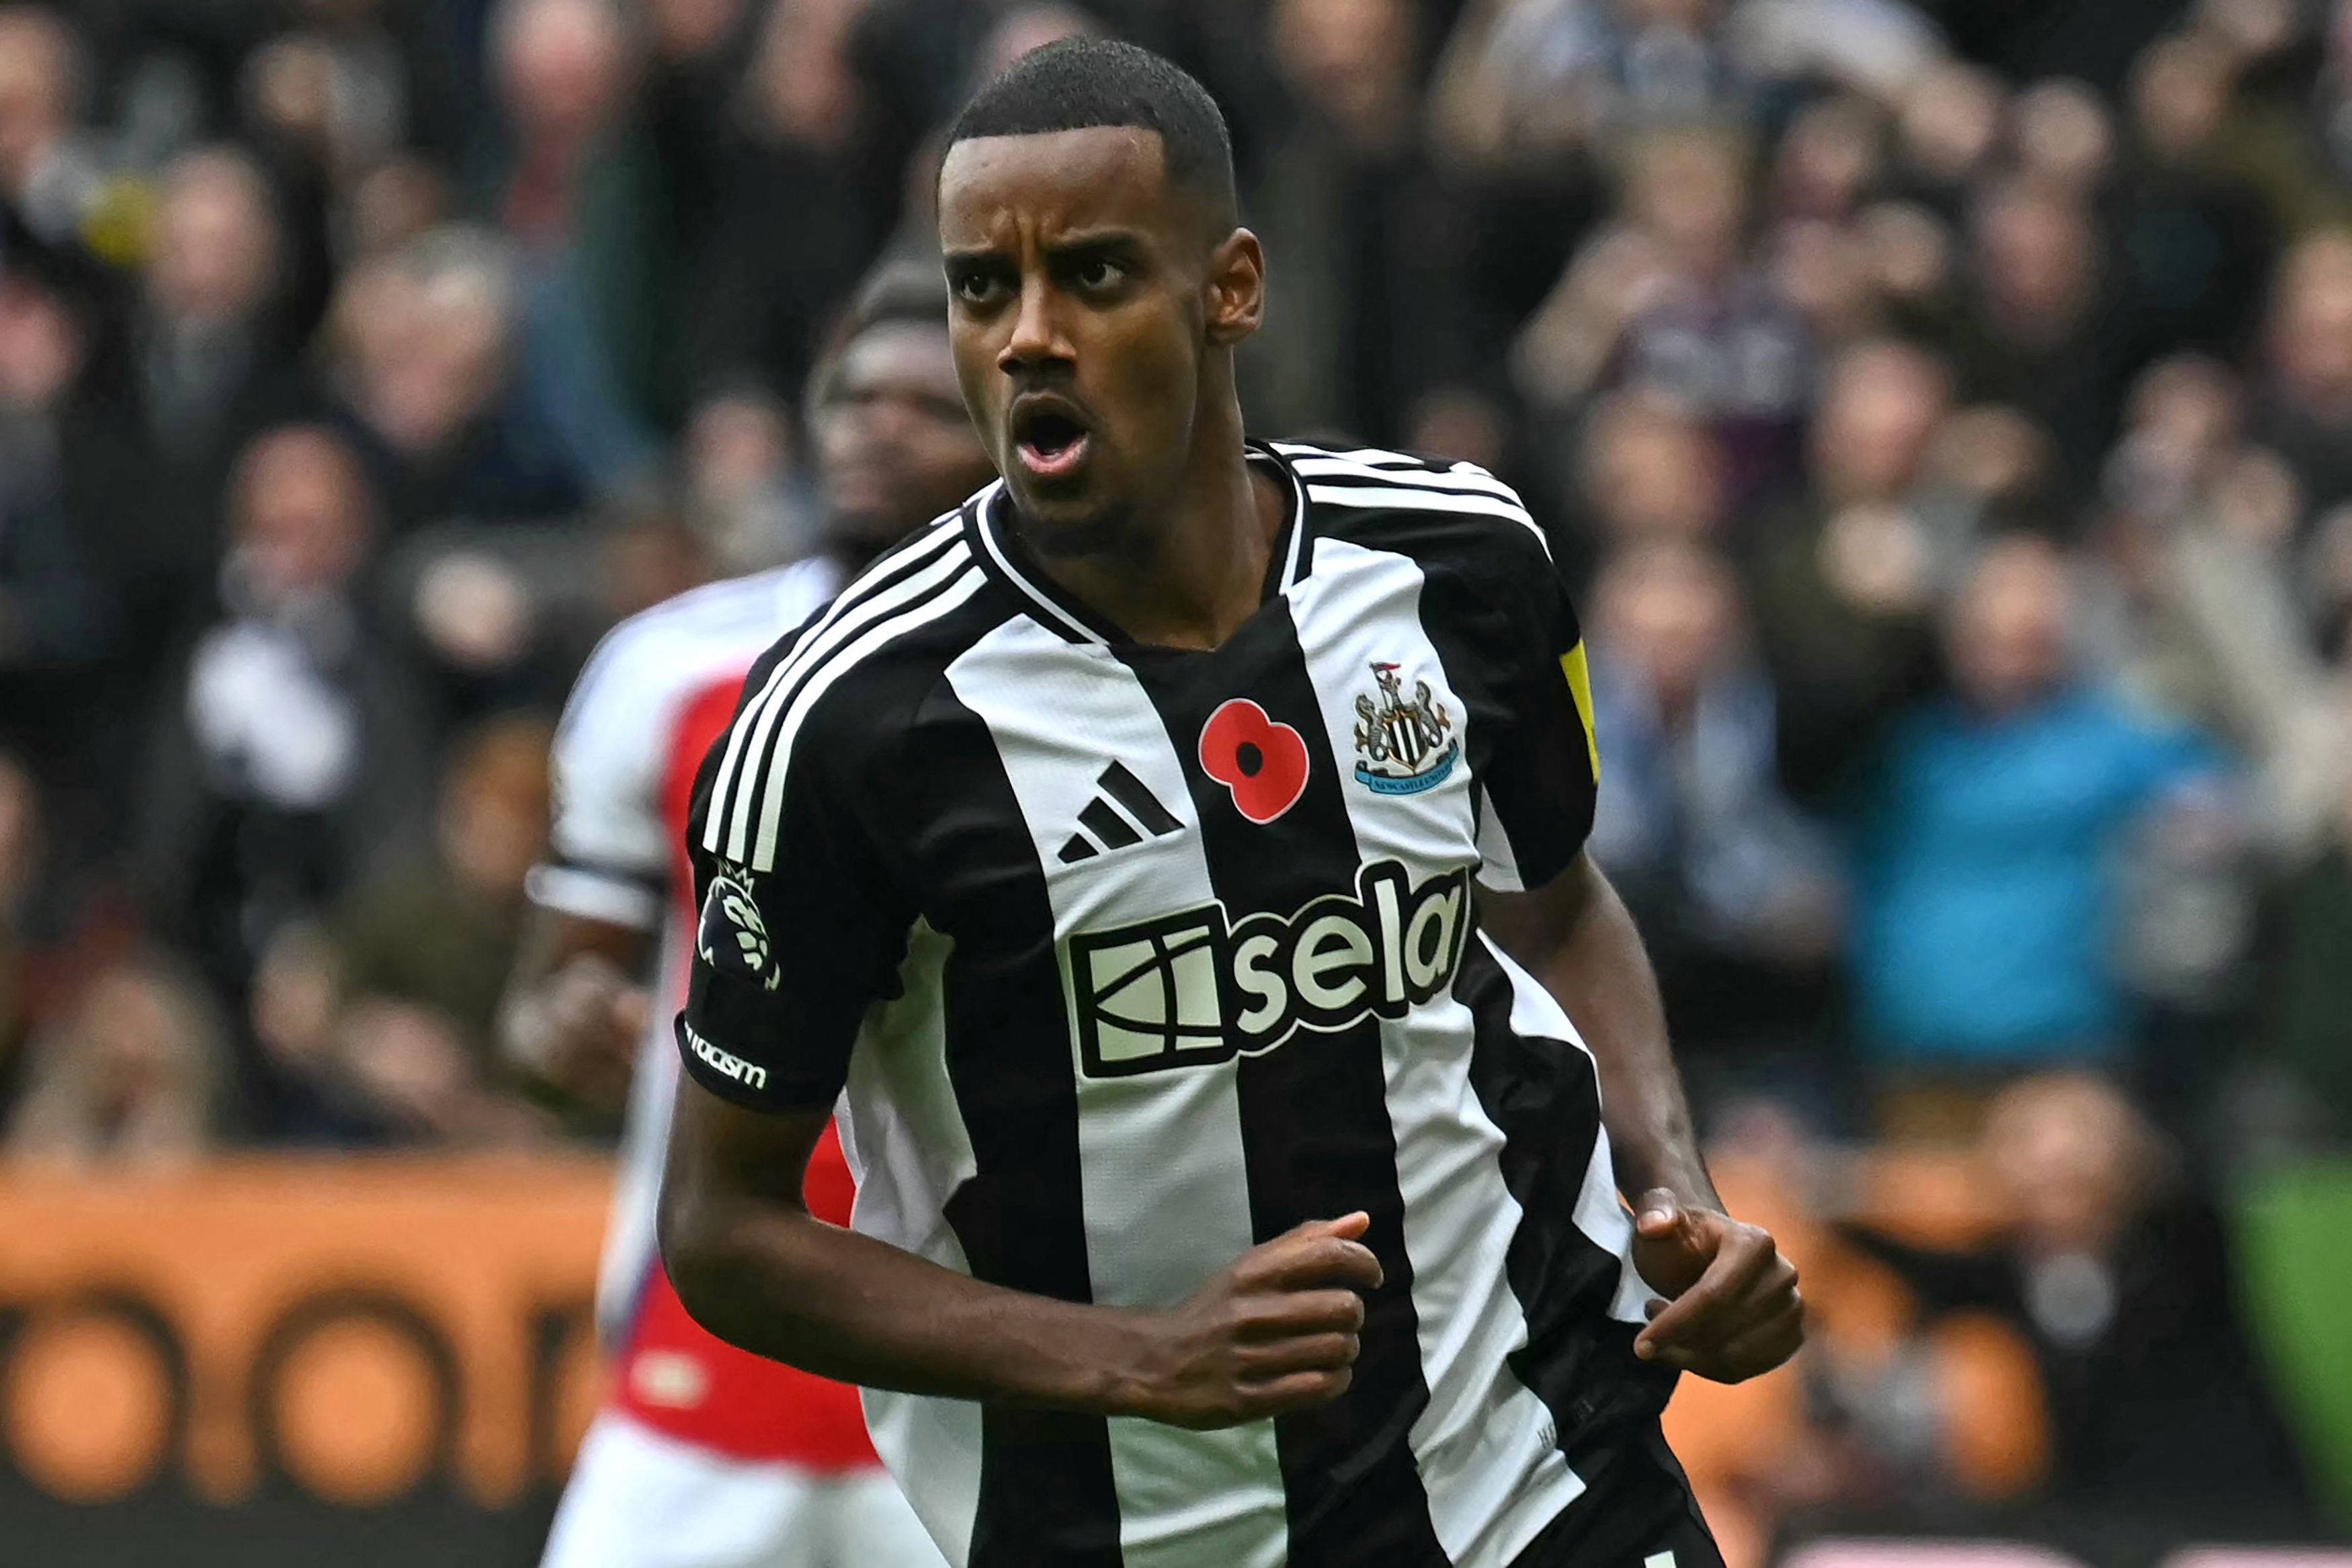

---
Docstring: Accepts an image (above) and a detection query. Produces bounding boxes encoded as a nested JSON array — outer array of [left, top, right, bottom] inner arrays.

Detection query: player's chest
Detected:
[[915, 574, 1486, 1071]]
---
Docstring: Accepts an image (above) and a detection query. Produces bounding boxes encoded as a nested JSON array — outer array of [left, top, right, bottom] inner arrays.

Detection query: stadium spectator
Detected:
[[2113, 31, 2277, 361], [1950, 179, 2134, 500], [0, 6, 100, 247], [1562, 389, 1728, 584], [1849, 535, 2225, 1125], [323, 225, 604, 527], [1838, 1074, 2316, 1535], [480, 0, 677, 437], [136, 423, 429, 1021], [1584, 538, 1841, 1106], [1241, 0, 1480, 446], [5, 948, 228, 1167], [0, 269, 110, 783], [322, 713, 554, 1144], [2253, 228, 2352, 521], [685, 0, 895, 423], [1520, 126, 1816, 509], [1747, 337, 1958, 797], [64, 147, 314, 748]]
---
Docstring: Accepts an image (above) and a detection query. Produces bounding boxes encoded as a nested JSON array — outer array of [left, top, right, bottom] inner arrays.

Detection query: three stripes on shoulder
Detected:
[[1269, 443, 1551, 558]]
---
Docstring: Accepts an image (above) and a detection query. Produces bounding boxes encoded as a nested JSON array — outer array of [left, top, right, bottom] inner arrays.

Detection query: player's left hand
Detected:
[[1629, 1188, 1803, 1384]]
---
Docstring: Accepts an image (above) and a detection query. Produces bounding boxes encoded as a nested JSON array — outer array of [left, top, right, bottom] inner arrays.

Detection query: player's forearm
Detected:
[[659, 1185, 1150, 1413], [1515, 857, 1718, 1210]]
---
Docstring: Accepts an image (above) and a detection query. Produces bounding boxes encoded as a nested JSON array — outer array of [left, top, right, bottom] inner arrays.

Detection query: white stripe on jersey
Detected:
[[1269, 441, 1424, 468], [942, 617, 1289, 1568], [702, 518, 964, 856], [747, 562, 987, 871], [1284, 456, 1524, 503], [1284, 538, 1589, 1564], [840, 918, 985, 1567], [1302, 483, 1546, 550]]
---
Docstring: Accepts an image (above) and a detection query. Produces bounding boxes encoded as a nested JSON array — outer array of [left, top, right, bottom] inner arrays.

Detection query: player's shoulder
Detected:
[[1268, 438, 1554, 576]]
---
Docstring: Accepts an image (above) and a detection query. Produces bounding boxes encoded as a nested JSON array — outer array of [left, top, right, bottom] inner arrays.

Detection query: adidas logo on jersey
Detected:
[[1058, 761, 1184, 863], [1066, 859, 1472, 1078]]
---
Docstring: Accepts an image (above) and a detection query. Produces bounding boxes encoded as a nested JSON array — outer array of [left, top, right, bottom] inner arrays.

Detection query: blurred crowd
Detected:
[[0, 0, 2345, 1542]]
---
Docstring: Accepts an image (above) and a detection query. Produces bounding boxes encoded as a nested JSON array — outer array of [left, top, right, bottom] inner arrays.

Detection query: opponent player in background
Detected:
[[501, 263, 995, 1568], [659, 40, 1802, 1568]]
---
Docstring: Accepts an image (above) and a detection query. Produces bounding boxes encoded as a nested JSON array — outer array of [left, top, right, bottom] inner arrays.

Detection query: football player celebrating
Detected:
[[507, 263, 995, 1568], [661, 41, 1801, 1568]]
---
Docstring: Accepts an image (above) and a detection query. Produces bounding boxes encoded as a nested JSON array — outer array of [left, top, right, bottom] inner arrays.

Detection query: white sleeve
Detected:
[[528, 631, 671, 930]]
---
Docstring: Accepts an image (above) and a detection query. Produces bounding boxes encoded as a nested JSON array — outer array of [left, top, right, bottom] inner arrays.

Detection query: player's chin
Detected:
[[1005, 476, 1122, 554]]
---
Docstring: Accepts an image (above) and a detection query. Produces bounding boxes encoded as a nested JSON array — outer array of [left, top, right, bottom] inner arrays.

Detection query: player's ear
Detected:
[[1204, 227, 1265, 346]]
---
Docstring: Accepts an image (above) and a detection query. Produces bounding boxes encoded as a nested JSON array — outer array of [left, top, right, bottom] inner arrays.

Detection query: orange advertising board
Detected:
[[0, 1153, 611, 1555]]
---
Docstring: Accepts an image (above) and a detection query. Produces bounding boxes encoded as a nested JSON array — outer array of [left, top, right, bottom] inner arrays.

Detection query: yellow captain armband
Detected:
[[1560, 641, 1600, 785]]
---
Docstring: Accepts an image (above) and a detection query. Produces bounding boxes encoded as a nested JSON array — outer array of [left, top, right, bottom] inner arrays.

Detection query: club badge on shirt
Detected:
[[1351, 662, 1458, 795]]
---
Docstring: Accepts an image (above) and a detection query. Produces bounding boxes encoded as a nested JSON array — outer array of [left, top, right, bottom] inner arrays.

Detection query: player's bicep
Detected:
[[664, 1070, 833, 1217]]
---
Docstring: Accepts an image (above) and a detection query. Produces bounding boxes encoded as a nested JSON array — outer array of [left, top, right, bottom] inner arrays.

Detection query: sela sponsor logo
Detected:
[[697, 862, 779, 992], [1066, 859, 1473, 1078], [681, 1018, 769, 1091], [1351, 661, 1458, 795]]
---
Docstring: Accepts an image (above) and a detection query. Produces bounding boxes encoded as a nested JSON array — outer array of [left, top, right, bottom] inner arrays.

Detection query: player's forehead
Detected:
[[937, 126, 1181, 252]]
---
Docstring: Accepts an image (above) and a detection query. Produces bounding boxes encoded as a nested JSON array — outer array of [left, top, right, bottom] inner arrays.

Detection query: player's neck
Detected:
[[1037, 408, 1280, 652]]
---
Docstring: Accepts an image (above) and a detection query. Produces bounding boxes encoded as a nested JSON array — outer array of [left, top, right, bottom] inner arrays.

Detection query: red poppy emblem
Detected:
[[1198, 698, 1310, 824]]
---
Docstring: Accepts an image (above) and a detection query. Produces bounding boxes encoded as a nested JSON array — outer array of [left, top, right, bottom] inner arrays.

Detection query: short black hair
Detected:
[[946, 38, 1238, 227]]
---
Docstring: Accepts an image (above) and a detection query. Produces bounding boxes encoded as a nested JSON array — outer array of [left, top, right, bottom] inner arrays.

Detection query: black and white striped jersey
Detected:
[[678, 439, 1671, 1568]]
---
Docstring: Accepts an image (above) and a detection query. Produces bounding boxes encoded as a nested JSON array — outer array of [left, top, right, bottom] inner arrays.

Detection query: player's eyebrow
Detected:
[[941, 243, 1011, 271], [1040, 228, 1148, 259]]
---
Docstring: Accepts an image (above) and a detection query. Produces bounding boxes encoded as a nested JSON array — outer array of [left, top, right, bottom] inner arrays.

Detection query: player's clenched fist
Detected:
[[1116, 1213, 1384, 1430]]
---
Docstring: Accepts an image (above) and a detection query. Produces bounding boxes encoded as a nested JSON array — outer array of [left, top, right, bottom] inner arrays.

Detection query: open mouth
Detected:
[[1012, 401, 1093, 482]]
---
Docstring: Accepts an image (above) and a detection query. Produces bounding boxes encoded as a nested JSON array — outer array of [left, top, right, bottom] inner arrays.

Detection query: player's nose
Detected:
[[998, 272, 1072, 378]]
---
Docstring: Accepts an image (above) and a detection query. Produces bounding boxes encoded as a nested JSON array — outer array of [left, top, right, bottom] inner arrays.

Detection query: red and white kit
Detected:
[[530, 562, 940, 1568]]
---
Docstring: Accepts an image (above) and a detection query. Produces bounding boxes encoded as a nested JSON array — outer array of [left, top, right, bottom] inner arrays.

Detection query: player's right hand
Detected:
[[1120, 1213, 1384, 1430], [528, 955, 650, 1110]]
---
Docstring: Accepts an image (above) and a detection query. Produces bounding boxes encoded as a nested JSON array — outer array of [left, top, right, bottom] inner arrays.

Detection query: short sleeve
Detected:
[[677, 701, 913, 1113], [528, 636, 670, 930], [1468, 537, 1602, 894]]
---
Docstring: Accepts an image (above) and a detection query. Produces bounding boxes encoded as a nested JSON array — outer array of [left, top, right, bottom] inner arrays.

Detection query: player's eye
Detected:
[[950, 267, 1007, 307], [1075, 256, 1126, 292]]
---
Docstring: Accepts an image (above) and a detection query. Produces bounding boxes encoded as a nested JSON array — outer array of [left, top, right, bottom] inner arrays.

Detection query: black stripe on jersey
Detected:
[[905, 658, 1124, 1568], [1120, 601, 1450, 1568], [1453, 936, 1676, 1462]]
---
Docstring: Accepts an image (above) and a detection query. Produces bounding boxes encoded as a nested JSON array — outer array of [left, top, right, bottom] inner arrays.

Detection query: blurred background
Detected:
[[0, 0, 2349, 1564]]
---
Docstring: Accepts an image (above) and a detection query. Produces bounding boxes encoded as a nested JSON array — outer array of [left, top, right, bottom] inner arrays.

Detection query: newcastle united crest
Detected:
[[1351, 662, 1459, 795]]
